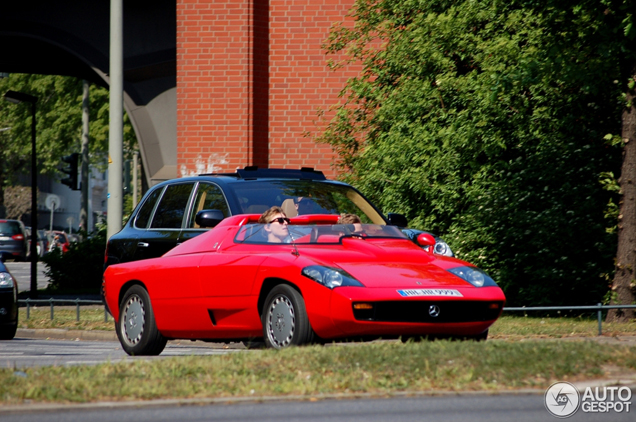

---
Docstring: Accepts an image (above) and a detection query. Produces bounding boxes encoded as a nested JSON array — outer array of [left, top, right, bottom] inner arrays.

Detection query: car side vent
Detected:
[[207, 309, 217, 326]]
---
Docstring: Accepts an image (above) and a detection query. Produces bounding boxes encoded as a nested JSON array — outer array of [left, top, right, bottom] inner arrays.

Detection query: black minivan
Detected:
[[104, 167, 453, 270]]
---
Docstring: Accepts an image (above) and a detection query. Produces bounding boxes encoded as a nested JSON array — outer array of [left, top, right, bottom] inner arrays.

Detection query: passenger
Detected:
[[258, 206, 290, 243], [337, 213, 364, 236]]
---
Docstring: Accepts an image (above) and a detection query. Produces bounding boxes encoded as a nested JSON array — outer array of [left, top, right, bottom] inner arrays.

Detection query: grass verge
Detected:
[[490, 315, 636, 338], [1, 340, 635, 405], [18, 307, 113, 331]]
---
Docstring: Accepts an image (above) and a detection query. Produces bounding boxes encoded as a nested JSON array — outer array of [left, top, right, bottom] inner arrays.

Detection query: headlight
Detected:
[[301, 266, 364, 289], [0, 272, 15, 288], [433, 240, 454, 257], [447, 266, 497, 287]]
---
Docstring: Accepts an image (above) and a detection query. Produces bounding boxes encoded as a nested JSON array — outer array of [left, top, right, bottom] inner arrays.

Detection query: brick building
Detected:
[[177, 0, 357, 179]]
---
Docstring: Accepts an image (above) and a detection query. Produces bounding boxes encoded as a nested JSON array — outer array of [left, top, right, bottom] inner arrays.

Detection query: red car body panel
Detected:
[[103, 214, 505, 342]]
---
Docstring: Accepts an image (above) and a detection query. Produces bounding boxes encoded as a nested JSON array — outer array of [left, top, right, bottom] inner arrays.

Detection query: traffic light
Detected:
[[61, 153, 79, 190]]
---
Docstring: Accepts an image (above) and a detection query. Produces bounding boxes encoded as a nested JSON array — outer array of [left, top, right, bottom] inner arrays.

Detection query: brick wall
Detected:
[[177, 0, 356, 179]]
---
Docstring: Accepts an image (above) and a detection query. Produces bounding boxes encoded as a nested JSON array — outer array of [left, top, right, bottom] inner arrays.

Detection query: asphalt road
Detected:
[[0, 337, 246, 368], [5, 261, 50, 292], [1, 392, 633, 422]]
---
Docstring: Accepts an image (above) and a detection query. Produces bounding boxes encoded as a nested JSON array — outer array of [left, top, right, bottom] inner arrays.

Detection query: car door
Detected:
[[132, 182, 196, 261]]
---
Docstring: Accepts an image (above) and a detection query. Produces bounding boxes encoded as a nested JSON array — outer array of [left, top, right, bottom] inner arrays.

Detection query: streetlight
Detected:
[[4, 90, 38, 299]]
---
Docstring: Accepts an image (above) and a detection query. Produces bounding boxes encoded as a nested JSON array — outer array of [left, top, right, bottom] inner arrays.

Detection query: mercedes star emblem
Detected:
[[428, 305, 440, 318]]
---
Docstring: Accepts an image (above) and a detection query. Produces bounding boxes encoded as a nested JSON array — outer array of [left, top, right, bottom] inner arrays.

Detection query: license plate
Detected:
[[397, 289, 463, 297]]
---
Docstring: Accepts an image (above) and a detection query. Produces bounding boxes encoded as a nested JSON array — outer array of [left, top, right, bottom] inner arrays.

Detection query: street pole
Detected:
[[132, 150, 139, 209], [30, 100, 37, 299], [108, 0, 124, 239], [80, 80, 90, 240], [4, 90, 38, 299]]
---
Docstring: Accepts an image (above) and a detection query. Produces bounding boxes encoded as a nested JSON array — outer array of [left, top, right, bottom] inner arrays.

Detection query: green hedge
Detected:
[[41, 226, 106, 293]]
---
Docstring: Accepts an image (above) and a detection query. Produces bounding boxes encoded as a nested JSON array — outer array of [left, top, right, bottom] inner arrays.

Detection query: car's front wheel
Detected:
[[116, 285, 167, 356], [262, 284, 314, 349]]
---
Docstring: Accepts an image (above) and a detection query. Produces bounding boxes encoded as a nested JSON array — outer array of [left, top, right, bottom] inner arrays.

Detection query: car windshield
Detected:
[[228, 180, 385, 224], [235, 223, 406, 244]]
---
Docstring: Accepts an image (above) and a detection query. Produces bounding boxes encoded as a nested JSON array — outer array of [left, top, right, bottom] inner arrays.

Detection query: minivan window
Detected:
[[150, 183, 195, 229], [187, 183, 230, 228], [134, 187, 164, 229], [0, 222, 22, 235]]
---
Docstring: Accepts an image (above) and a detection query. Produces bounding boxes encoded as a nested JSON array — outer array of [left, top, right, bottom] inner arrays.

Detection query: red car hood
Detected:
[[299, 238, 471, 289]]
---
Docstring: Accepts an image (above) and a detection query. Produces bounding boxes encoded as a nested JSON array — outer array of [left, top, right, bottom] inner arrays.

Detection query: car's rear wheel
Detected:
[[116, 285, 167, 356], [262, 284, 314, 349]]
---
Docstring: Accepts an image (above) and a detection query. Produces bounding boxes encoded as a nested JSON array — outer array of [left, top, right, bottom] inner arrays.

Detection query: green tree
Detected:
[[0, 73, 137, 216], [318, 0, 634, 308]]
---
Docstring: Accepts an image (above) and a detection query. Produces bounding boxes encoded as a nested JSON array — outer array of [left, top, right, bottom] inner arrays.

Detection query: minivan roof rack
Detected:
[[200, 166, 327, 180]]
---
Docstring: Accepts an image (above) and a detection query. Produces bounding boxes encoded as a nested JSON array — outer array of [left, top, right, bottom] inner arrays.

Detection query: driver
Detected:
[[337, 213, 364, 237], [258, 206, 290, 243]]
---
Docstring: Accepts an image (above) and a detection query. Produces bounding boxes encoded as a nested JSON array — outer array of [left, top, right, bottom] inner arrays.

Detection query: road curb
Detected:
[[16, 328, 117, 341]]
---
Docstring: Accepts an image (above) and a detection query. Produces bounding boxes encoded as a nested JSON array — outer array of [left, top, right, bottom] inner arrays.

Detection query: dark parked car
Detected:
[[26, 227, 48, 258], [0, 220, 27, 261], [0, 261, 18, 339], [105, 167, 453, 269], [49, 231, 70, 253]]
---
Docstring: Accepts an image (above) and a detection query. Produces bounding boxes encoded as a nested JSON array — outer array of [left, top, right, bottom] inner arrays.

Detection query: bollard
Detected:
[[76, 298, 80, 322], [104, 306, 108, 323], [26, 298, 30, 320], [597, 302, 603, 336], [50, 298, 54, 320]]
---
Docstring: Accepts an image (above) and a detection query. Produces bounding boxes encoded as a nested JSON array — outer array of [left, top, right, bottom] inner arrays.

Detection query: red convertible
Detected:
[[103, 214, 505, 355]]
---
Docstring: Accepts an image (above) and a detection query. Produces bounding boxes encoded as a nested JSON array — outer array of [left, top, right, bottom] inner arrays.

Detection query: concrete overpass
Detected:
[[1, 0, 178, 185]]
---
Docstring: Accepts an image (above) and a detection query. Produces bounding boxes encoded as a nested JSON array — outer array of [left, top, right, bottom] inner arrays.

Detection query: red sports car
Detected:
[[103, 214, 505, 355]]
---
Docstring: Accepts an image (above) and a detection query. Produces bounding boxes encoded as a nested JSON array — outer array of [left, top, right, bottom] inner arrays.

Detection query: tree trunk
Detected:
[[607, 67, 636, 322]]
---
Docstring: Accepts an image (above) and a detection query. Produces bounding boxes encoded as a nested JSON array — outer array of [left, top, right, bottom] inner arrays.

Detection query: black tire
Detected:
[[471, 329, 489, 341], [262, 284, 314, 349], [242, 339, 267, 349], [116, 285, 167, 356], [0, 323, 17, 340]]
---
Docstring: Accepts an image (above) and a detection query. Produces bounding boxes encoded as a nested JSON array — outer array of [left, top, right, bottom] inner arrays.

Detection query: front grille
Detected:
[[353, 301, 503, 323]]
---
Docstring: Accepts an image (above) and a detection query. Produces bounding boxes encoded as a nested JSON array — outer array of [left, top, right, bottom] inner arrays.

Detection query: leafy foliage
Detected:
[[0, 73, 137, 181], [41, 225, 106, 293], [318, 0, 635, 305], [4, 186, 36, 221]]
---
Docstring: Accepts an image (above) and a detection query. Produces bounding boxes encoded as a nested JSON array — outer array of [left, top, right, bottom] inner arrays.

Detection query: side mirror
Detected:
[[386, 213, 408, 227], [195, 209, 225, 228], [416, 233, 436, 248]]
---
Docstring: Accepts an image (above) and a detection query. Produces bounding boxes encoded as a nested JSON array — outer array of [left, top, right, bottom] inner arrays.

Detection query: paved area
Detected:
[[5, 261, 50, 292]]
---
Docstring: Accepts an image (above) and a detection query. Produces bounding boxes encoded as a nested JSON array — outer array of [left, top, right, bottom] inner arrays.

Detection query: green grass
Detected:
[[490, 315, 636, 338], [1, 340, 635, 405], [18, 307, 113, 331]]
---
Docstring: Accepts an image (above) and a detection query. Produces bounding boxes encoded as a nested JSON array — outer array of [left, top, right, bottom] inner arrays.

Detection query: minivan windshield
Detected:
[[228, 181, 385, 224]]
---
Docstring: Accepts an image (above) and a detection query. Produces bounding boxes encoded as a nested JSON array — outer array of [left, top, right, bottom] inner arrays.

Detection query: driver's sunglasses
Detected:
[[269, 217, 290, 225]]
